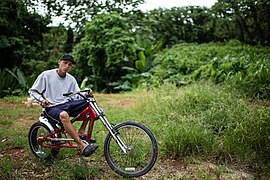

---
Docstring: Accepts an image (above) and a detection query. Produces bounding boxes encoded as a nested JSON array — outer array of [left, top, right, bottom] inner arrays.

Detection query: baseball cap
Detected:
[[60, 54, 76, 64]]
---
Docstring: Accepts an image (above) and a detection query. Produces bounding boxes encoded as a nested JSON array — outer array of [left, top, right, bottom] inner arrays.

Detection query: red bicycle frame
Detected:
[[38, 102, 98, 149], [38, 93, 129, 153]]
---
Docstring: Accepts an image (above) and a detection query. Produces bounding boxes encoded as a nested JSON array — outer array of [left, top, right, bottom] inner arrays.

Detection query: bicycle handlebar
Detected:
[[63, 89, 92, 99]]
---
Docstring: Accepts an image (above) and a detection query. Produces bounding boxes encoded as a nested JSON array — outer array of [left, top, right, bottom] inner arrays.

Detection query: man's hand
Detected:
[[85, 89, 93, 97], [41, 99, 49, 108]]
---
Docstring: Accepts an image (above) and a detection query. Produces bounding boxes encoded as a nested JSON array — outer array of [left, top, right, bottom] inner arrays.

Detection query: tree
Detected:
[[27, 0, 145, 30], [212, 0, 270, 45], [0, 0, 50, 69], [22, 25, 68, 78], [64, 27, 74, 53], [73, 13, 137, 92], [145, 6, 213, 47]]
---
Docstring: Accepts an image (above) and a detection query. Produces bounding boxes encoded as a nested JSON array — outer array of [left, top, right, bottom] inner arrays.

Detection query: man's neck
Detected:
[[57, 69, 66, 78]]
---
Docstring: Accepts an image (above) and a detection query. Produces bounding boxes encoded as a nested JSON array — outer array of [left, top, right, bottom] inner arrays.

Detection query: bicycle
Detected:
[[28, 90, 158, 178]]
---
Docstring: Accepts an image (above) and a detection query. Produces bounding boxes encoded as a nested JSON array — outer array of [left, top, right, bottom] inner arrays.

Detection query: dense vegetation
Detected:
[[150, 41, 270, 99], [1, 0, 270, 96], [0, 0, 270, 178]]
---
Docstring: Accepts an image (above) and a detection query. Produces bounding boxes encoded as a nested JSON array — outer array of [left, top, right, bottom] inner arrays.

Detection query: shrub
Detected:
[[148, 41, 270, 98]]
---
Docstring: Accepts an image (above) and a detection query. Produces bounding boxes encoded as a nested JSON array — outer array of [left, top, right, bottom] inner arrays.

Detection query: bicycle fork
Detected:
[[90, 99, 130, 154], [102, 115, 132, 153]]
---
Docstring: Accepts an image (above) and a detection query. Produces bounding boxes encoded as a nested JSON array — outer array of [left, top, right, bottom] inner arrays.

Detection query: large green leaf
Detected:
[[135, 51, 146, 72]]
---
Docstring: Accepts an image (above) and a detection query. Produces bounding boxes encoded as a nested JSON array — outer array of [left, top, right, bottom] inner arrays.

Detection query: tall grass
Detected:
[[134, 82, 270, 165]]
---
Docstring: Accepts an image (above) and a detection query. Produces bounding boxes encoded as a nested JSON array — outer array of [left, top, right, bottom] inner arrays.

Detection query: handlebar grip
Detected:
[[63, 92, 73, 96]]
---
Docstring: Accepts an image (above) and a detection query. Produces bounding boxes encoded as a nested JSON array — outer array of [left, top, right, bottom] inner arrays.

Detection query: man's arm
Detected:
[[28, 73, 47, 106]]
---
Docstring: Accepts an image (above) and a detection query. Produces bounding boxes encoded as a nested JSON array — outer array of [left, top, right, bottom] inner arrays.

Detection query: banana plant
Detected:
[[0, 68, 28, 97], [135, 39, 162, 73], [5, 68, 27, 91]]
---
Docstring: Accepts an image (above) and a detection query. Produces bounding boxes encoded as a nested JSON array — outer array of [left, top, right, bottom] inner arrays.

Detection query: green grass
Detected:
[[0, 119, 12, 125], [48, 159, 102, 179], [0, 82, 270, 178], [134, 82, 270, 166], [0, 157, 14, 179]]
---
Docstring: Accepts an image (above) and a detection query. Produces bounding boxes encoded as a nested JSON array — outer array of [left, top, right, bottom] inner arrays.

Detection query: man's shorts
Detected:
[[45, 99, 88, 123]]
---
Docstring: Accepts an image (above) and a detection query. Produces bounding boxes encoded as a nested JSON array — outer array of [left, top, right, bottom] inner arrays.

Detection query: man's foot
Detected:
[[79, 141, 98, 157]]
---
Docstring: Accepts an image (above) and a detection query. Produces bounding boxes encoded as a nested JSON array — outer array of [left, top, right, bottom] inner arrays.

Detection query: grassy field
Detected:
[[0, 83, 270, 179]]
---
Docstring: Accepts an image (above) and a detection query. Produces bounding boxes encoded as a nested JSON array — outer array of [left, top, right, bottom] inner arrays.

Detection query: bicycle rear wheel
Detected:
[[104, 121, 158, 177], [28, 121, 60, 159]]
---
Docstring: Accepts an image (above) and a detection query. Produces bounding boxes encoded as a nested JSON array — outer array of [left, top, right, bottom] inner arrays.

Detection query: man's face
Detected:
[[58, 60, 73, 73]]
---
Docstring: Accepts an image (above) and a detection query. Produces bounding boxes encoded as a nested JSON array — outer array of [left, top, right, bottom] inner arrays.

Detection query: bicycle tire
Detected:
[[28, 121, 60, 159], [104, 121, 158, 177]]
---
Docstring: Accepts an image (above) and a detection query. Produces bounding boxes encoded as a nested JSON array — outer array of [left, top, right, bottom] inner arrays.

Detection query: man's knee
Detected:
[[59, 111, 69, 123]]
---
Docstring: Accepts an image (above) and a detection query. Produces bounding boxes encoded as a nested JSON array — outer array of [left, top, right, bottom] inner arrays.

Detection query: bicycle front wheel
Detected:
[[104, 121, 158, 177]]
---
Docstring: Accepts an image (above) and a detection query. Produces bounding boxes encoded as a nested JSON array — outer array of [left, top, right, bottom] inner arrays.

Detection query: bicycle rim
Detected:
[[104, 122, 158, 177]]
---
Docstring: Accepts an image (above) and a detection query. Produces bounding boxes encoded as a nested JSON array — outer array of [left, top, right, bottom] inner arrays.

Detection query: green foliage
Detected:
[[2, 0, 270, 98], [5, 68, 26, 91], [0, 0, 50, 69], [111, 38, 162, 91], [228, 57, 270, 98], [142, 0, 270, 47], [135, 51, 146, 72], [64, 27, 74, 53], [73, 13, 137, 92], [28, 0, 145, 30], [0, 67, 28, 97], [149, 41, 270, 98], [145, 6, 213, 47], [135, 36, 162, 73], [212, 0, 270, 45]]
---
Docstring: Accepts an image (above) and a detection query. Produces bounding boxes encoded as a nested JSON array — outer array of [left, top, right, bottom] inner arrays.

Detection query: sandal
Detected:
[[78, 140, 98, 157]]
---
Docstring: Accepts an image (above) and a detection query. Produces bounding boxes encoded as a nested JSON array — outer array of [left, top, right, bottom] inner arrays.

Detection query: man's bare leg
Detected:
[[59, 111, 85, 149]]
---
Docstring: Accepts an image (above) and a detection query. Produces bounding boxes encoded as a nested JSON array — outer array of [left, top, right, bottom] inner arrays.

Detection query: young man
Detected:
[[28, 54, 98, 156]]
